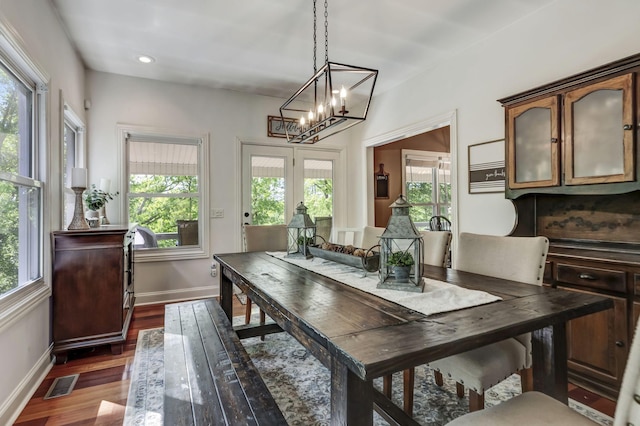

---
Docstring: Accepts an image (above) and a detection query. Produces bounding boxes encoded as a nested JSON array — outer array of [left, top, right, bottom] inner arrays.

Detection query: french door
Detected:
[[241, 144, 342, 242]]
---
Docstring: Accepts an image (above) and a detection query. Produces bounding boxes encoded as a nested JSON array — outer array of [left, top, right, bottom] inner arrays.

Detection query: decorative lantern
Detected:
[[377, 195, 424, 292], [287, 202, 316, 259]]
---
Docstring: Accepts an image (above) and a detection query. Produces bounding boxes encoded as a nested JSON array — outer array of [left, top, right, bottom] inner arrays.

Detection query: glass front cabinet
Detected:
[[505, 72, 635, 192]]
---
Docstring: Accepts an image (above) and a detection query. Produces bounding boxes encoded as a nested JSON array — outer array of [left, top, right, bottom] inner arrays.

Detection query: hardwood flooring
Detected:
[[14, 298, 616, 425]]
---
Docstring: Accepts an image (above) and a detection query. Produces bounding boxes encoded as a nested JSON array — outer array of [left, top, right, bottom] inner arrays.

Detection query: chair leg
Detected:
[[383, 375, 392, 398], [259, 309, 266, 341], [456, 382, 465, 398], [434, 371, 444, 386], [245, 297, 252, 324], [468, 389, 485, 412], [403, 368, 415, 417], [519, 367, 533, 392]]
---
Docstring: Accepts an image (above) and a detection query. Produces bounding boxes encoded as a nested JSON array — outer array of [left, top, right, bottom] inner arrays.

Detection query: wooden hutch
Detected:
[[499, 53, 640, 399], [52, 225, 135, 363]]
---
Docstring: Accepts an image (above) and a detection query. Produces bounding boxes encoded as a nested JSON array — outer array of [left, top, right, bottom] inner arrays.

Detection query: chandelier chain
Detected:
[[313, 0, 317, 74], [324, 0, 329, 64]]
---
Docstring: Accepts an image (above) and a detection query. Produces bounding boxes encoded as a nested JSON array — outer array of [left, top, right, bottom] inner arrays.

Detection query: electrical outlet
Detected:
[[211, 208, 224, 218]]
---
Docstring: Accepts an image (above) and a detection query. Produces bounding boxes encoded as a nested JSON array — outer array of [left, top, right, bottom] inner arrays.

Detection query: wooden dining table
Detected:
[[214, 251, 612, 426]]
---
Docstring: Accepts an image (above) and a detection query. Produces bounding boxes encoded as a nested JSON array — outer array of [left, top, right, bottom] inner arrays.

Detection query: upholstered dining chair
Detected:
[[382, 230, 452, 413], [447, 318, 640, 425], [428, 232, 549, 412], [360, 226, 386, 250], [242, 224, 288, 327]]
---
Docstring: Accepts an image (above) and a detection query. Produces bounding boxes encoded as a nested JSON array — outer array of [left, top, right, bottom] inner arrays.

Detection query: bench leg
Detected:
[[245, 297, 252, 324], [403, 368, 414, 416]]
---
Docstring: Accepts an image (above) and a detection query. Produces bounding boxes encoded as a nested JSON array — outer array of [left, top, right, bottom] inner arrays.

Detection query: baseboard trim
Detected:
[[134, 286, 216, 306], [0, 344, 54, 425]]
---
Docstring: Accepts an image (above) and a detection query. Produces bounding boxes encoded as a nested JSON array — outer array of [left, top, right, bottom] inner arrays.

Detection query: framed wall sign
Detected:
[[468, 139, 506, 194], [267, 115, 302, 138]]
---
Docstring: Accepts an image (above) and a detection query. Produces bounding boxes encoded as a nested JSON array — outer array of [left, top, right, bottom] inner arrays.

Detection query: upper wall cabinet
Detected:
[[500, 54, 640, 199], [564, 74, 634, 185]]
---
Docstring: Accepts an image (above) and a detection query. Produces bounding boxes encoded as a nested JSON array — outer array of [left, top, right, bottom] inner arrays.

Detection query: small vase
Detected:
[[392, 265, 411, 280], [86, 209, 100, 228]]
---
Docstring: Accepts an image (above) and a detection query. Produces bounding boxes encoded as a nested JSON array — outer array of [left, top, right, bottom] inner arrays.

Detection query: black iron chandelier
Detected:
[[279, 0, 378, 144]]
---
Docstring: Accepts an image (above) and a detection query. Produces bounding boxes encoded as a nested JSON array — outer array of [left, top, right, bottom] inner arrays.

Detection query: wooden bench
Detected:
[[164, 298, 286, 425]]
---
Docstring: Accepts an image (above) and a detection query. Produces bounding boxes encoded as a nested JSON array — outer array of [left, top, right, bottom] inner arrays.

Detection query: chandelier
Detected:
[[279, 0, 378, 144]]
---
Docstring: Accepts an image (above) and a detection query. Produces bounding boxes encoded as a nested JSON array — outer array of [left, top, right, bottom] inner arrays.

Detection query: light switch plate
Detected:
[[211, 208, 224, 218]]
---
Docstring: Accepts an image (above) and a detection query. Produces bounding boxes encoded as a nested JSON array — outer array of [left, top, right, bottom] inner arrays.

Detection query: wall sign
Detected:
[[468, 139, 505, 194], [267, 115, 302, 138], [375, 163, 390, 199]]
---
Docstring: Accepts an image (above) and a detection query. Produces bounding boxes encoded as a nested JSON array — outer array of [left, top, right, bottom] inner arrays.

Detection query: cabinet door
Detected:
[[507, 96, 560, 189], [564, 73, 635, 185], [560, 286, 627, 396]]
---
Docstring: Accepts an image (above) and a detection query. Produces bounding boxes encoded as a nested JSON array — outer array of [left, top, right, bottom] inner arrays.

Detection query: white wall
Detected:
[[0, 0, 86, 423], [86, 72, 351, 304], [361, 0, 640, 238]]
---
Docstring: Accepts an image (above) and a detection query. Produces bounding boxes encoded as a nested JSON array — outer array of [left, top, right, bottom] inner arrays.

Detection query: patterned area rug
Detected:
[[124, 326, 614, 426]]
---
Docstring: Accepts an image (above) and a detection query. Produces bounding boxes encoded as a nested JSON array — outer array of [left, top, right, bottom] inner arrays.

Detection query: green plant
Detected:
[[84, 184, 119, 211], [387, 251, 414, 267], [297, 235, 314, 246]]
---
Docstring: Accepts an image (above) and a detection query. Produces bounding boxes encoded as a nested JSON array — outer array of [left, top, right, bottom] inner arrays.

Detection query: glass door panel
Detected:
[[564, 73, 634, 185], [507, 96, 559, 189]]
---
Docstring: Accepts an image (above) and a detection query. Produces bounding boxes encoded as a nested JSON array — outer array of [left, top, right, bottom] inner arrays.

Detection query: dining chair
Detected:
[[447, 318, 640, 425], [360, 226, 386, 250], [426, 232, 549, 412], [242, 224, 288, 327], [382, 230, 452, 412], [429, 215, 451, 231]]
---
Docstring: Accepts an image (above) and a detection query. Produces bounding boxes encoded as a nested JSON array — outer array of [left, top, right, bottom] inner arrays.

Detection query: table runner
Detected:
[[267, 251, 501, 317]]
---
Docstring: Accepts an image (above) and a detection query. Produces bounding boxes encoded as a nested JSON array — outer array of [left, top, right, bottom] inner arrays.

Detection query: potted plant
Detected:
[[84, 185, 119, 227], [387, 251, 414, 280]]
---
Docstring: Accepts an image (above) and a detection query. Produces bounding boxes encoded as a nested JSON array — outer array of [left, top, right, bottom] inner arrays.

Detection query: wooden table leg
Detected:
[[331, 357, 373, 425], [219, 267, 233, 320], [532, 323, 568, 404]]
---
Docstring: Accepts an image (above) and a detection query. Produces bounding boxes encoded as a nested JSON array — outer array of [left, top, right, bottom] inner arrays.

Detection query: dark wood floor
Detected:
[[14, 299, 616, 424]]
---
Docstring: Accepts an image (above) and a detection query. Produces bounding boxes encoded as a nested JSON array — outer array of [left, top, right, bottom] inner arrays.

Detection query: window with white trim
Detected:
[[402, 150, 451, 230], [0, 57, 43, 298], [124, 130, 207, 256]]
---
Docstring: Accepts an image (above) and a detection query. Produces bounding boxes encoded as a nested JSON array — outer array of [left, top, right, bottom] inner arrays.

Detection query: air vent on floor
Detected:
[[43, 374, 79, 399]]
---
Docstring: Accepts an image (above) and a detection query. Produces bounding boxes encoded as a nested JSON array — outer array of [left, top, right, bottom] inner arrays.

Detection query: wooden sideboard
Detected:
[[499, 53, 640, 398], [52, 225, 135, 363]]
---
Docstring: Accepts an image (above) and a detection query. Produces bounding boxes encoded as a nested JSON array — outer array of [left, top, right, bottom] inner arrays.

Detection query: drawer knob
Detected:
[[616, 340, 625, 347], [578, 273, 596, 280]]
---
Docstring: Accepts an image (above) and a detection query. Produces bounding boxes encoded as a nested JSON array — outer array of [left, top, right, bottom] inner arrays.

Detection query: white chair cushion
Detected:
[[430, 338, 527, 393], [360, 226, 386, 250], [446, 391, 598, 425]]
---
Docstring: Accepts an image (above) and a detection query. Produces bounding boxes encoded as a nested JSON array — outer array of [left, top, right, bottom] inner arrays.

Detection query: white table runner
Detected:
[[267, 251, 501, 317]]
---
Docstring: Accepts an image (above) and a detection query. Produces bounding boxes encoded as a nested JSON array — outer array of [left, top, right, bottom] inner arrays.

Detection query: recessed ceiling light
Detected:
[[137, 55, 155, 64]]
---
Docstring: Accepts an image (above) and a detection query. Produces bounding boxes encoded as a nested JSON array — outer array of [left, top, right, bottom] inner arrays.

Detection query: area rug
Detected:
[[124, 326, 614, 426]]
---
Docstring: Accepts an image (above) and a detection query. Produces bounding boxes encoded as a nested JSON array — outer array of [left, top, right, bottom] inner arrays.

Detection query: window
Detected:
[[402, 150, 451, 230], [62, 103, 85, 227], [0, 57, 43, 299], [123, 129, 208, 259]]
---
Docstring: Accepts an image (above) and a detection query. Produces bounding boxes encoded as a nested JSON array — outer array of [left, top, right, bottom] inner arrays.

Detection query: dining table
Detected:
[[213, 251, 613, 426]]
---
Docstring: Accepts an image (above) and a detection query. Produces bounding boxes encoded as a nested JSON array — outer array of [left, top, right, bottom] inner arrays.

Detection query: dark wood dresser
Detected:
[[52, 225, 135, 363], [499, 53, 640, 399]]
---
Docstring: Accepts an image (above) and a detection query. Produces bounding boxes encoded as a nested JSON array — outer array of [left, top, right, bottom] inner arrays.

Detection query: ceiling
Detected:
[[50, 0, 554, 99]]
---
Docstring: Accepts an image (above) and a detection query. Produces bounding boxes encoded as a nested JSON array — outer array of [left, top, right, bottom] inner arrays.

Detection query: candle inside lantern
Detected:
[[71, 168, 87, 188], [99, 178, 111, 193], [340, 86, 347, 106]]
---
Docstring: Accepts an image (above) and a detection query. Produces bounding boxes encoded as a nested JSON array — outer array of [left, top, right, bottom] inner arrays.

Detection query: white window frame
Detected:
[[0, 17, 50, 331], [118, 125, 209, 262], [401, 149, 452, 228]]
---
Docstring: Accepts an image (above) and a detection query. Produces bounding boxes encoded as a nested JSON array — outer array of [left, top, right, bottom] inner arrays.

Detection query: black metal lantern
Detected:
[[287, 202, 316, 259], [378, 195, 424, 292]]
